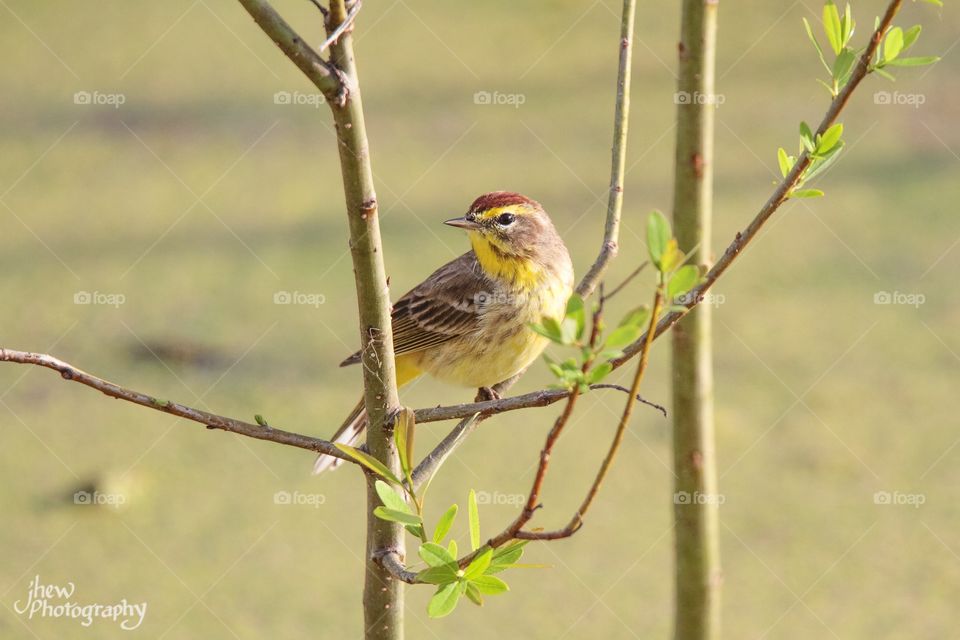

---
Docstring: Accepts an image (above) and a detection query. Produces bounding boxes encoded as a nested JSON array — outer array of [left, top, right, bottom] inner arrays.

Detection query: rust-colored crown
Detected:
[[468, 191, 540, 214]]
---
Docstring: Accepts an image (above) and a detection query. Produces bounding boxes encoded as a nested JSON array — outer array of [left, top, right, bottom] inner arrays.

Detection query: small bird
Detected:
[[313, 191, 574, 473]]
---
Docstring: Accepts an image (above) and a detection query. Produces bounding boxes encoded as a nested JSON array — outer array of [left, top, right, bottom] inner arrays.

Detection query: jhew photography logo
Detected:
[[273, 90, 325, 108], [873, 490, 925, 508], [674, 91, 725, 107], [73, 91, 126, 109], [473, 90, 526, 108], [74, 291, 125, 308], [674, 491, 725, 506], [874, 290, 925, 308], [273, 291, 326, 307], [874, 90, 925, 108], [12, 575, 147, 631], [273, 490, 326, 508]]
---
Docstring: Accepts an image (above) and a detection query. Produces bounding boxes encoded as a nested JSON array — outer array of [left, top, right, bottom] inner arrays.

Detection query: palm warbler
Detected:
[[314, 191, 574, 473]]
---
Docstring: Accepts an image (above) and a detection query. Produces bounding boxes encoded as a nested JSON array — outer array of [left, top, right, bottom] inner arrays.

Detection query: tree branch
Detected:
[[0, 348, 351, 461], [612, 0, 905, 368], [235, 0, 342, 101]]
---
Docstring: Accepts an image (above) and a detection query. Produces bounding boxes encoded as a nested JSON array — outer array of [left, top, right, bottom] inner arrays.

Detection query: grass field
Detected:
[[1, 0, 958, 638]]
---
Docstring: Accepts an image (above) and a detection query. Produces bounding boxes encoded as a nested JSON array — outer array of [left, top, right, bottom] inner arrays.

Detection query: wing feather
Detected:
[[340, 252, 491, 366]]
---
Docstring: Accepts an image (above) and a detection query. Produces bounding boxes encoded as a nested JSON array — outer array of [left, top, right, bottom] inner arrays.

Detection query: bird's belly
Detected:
[[415, 286, 568, 388]]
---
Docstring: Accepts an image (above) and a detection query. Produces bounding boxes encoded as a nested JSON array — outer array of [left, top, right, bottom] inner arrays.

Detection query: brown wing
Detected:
[[340, 252, 491, 366]]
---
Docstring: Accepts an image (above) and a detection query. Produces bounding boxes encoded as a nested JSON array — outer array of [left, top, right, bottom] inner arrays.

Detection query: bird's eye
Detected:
[[496, 212, 516, 226]]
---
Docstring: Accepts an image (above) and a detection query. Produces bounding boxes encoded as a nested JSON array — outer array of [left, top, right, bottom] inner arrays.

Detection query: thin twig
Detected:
[[0, 349, 352, 462], [601, 261, 648, 302], [317, 0, 361, 53], [612, 0, 905, 368], [235, 0, 342, 99]]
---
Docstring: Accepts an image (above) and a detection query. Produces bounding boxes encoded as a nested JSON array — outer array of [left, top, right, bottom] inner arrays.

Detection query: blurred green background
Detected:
[[1, 0, 957, 637]]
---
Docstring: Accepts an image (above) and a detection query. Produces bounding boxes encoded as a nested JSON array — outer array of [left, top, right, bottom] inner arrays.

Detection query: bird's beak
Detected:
[[444, 216, 481, 230]]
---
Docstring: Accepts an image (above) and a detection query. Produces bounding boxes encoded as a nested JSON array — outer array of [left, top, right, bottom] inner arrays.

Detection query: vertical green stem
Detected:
[[670, 1, 720, 639], [326, 2, 404, 638]]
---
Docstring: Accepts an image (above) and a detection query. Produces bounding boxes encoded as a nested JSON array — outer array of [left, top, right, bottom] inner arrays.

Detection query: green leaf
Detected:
[[817, 123, 843, 154], [560, 318, 579, 346], [586, 362, 613, 384], [777, 147, 792, 178], [393, 408, 415, 481], [791, 188, 825, 198], [373, 507, 422, 527], [417, 565, 458, 585], [841, 3, 854, 47], [605, 324, 642, 350], [463, 548, 493, 581], [646, 210, 671, 268], [619, 306, 650, 329], [468, 489, 481, 551], [433, 504, 458, 543], [464, 582, 484, 606], [902, 25, 922, 52], [660, 238, 683, 273], [872, 66, 896, 81], [884, 26, 904, 62], [799, 121, 816, 152], [419, 541, 457, 568], [668, 265, 700, 300], [489, 541, 528, 573], [405, 523, 425, 539], [334, 444, 402, 485], [823, 1, 843, 55], [471, 575, 509, 595], [832, 48, 856, 86], [565, 294, 586, 341], [921, 0, 942, 6], [885, 56, 939, 67], [802, 17, 830, 73], [428, 583, 461, 618], [448, 539, 458, 559], [804, 142, 844, 182], [375, 480, 412, 514]]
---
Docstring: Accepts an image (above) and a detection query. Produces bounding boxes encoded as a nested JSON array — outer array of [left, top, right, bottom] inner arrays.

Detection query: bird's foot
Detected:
[[476, 386, 501, 402]]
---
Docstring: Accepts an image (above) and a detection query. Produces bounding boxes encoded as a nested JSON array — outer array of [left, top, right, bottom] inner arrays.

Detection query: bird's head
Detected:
[[445, 191, 570, 285]]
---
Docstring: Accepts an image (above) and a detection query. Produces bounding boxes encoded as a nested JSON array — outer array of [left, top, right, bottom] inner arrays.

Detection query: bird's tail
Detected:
[[312, 398, 366, 475]]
